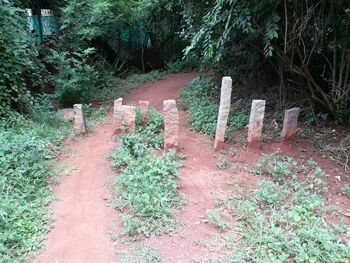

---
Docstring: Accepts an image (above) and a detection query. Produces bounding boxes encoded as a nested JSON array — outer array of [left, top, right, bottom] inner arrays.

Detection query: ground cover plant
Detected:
[[111, 108, 183, 237], [180, 78, 249, 138], [208, 152, 350, 262], [0, 110, 72, 262], [118, 244, 163, 263]]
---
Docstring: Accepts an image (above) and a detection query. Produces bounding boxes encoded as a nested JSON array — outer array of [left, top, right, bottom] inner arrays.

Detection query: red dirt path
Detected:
[[32, 72, 350, 263], [33, 120, 117, 262]]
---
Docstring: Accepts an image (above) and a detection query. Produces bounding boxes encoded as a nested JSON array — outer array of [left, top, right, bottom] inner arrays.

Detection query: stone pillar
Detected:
[[73, 104, 87, 134], [114, 98, 123, 114], [247, 100, 266, 147], [139, 100, 150, 127], [120, 106, 136, 134], [163, 99, 179, 149], [113, 98, 123, 133], [281, 107, 300, 141], [214, 77, 233, 151]]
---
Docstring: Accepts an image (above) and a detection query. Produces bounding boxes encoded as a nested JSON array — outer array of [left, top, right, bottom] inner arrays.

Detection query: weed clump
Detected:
[[0, 110, 72, 262], [111, 108, 183, 237], [226, 153, 350, 262]]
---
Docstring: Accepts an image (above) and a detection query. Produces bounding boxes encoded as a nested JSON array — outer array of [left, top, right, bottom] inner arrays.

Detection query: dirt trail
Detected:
[[34, 72, 232, 263], [34, 119, 117, 262]]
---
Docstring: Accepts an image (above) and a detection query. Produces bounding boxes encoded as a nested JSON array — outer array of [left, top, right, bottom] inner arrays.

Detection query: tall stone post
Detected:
[[139, 100, 150, 127], [73, 104, 87, 134], [120, 106, 136, 134], [281, 107, 300, 141], [163, 99, 179, 149], [113, 98, 123, 133], [247, 100, 266, 147], [214, 77, 233, 151]]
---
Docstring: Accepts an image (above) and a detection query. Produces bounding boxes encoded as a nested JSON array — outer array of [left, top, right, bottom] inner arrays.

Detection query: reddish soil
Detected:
[[32, 72, 350, 263], [32, 121, 118, 262]]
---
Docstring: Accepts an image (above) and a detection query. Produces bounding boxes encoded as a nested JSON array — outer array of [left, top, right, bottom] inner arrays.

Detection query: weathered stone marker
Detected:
[[73, 104, 87, 134], [58, 108, 74, 120], [247, 100, 266, 147], [163, 99, 179, 149], [281, 107, 300, 141], [113, 98, 123, 114], [113, 98, 123, 133], [139, 100, 150, 127], [214, 77, 233, 150], [120, 105, 136, 133]]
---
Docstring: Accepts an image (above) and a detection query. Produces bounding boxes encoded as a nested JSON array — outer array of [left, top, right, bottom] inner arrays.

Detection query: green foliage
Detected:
[[60, 0, 127, 49], [165, 59, 197, 73], [119, 244, 163, 263], [47, 48, 102, 106], [0, 0, 43, 114], [84, 104, 107, 128], [180, 78, 249, 138], [180, 0, 350, 121], [0, 110, 72, 262], [111, 109, 183, 237], [216, 153, 227, 170], [226, 153, 350, 262], [206, 209, 229, 231]]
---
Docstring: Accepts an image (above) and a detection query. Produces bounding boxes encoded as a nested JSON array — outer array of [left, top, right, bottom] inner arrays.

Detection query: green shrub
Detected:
[[166, 59, 197, 73], [111, 108, 183, 237], [47, 48, 102, 106], [0, 1, 44, 114], [0, 111, 72, 262], [180, 78, 249, 138]]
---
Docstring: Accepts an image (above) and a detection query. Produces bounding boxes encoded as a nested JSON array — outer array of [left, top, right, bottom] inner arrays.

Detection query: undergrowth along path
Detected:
[[34, 118, 117, 262]]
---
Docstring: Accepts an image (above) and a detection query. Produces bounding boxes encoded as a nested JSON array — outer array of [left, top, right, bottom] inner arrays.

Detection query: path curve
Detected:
[[34, 119, 117, 262], [34, 72, 230, 263]]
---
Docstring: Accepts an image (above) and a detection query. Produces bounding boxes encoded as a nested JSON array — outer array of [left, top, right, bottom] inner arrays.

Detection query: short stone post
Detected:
[[113, 98, 123, 133], [113, 98, 123, 114], [120, 106, 136, 134], [163, 99, 179, 149], [214, 77, 233, 151], [73, 104, 87, 134], [247, 100, 266, 147], [139, 100, 150, 127], [281, 107, 300, 141]]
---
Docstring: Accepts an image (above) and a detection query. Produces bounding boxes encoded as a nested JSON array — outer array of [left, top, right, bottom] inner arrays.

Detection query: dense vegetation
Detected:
[[206, 153, 350, 262], [111, 109, 183, 237], [179, 0, 350, 125]]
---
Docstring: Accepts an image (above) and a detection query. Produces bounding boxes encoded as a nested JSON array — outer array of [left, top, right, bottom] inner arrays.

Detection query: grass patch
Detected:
[[214, 152, 350, 262], [118, 244, 162, 263], [179, 78, 249, 138], [111, 108, 183, 237], [0, 110, 72, 262]]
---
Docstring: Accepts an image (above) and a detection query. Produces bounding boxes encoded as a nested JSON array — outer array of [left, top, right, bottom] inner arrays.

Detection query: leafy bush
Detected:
[[111, 108, 183, 237], [0, 111, 72, 262], [166, 59, 197, 73], [180, 78, 249, 138], [0, 1, 43, 114], [60, 0, 127, 49], [47, 48, 103, 106], [225, 153, 350, 262]]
